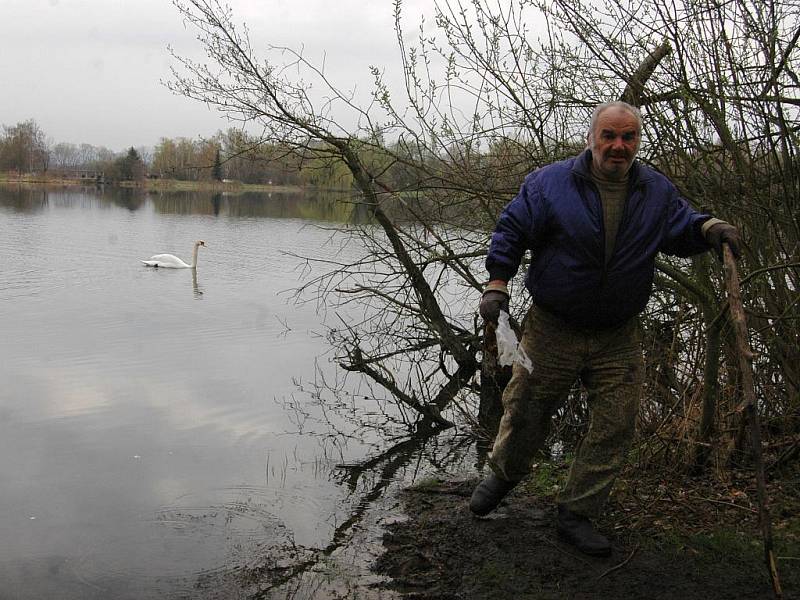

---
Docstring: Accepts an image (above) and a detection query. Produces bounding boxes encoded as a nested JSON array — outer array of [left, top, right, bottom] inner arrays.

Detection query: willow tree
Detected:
[[169, 0, 798, 471]]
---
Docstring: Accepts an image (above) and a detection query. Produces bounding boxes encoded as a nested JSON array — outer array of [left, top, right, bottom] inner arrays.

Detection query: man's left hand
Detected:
[[706, 223, 742, 259]]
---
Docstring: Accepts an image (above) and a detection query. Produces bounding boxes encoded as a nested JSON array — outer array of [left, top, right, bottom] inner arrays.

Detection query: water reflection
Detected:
[[184, 427, 474, 599], [144, 188, 363, 222], [114, 187, 147, 211], [211, 192, 222, 216], [192, 269, 203, 298], [0, 185, 48, 212], [0, 184, 368, 223]]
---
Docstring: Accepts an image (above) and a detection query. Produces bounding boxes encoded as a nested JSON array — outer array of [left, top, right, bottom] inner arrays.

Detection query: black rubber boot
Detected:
[[469, 473, 518, 516], [556, 505, 611, 557]]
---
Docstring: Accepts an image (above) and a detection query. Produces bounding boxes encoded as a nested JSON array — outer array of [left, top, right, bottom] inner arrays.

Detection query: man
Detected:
[[470, 101, 740, 556]]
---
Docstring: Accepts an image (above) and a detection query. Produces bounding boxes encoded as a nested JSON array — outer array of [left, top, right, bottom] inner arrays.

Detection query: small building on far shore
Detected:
[[72, 170, 106, 184]]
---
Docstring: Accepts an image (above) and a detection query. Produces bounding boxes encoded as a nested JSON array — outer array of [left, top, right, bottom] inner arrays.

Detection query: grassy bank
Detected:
[[0, 173, 305, 194]]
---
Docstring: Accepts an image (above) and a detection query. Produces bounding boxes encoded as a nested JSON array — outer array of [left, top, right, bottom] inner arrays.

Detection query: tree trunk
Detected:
[[692, 312, 722, 472]]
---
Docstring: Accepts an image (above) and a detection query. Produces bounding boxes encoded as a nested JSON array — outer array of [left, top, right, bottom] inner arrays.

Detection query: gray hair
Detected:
[[588, 101, 643, 138]]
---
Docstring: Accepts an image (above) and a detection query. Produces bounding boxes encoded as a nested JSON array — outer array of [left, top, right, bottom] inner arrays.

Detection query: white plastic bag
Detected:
[[496, 311, 533, 373]]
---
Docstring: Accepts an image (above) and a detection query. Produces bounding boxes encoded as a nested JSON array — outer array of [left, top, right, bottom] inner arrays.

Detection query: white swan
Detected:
[[142, 240, 206, 268]]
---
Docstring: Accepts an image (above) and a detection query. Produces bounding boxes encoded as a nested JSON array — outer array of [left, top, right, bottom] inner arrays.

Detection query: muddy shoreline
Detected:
[[372, 474, 799, 599]]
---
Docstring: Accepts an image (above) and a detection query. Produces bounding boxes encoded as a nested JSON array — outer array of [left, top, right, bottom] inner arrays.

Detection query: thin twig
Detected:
[[688, 495, 758, 514], [598, 545, 638, 579]]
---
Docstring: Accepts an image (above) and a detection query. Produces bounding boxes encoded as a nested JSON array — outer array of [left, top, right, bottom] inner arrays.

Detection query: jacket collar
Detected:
[[572, 148, 653, 187]]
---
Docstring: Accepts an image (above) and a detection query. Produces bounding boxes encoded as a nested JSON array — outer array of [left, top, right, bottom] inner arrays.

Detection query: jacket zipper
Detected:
[[586, 178, 636, 290], [574, 155, 640, 292], [585, 179, 609, 288]]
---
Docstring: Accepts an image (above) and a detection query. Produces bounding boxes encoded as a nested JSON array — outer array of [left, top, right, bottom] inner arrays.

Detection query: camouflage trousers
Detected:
[[488, 305, 643, 517]]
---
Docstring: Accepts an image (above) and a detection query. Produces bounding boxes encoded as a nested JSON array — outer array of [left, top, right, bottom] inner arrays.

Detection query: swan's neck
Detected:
[[191, 244, 200, 268]]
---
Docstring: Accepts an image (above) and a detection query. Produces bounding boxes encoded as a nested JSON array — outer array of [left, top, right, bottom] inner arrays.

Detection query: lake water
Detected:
[[0, 185, 471, 599]]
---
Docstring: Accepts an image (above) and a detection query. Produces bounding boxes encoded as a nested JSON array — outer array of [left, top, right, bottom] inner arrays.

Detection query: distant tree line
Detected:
[[0, 118, 458, 191], [0, 119, 148, 182], [0, 119, 411, 189], [148, 129, 428, 190]]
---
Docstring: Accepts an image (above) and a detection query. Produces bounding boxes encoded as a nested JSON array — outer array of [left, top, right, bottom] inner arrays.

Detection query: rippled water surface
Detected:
[[0, 186, 395, 598]]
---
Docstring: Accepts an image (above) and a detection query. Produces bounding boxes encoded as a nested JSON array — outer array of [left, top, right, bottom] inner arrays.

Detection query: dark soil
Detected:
[[374, 478, 799, 600]]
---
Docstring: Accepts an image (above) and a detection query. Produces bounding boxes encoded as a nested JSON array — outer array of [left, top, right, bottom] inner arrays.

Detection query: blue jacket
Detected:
[[486, 149, 712, 328]]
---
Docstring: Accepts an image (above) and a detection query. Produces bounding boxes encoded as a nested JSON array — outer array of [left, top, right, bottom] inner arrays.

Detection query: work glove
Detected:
[[706, 222, 742, 260], [479, 286, 509, 324]]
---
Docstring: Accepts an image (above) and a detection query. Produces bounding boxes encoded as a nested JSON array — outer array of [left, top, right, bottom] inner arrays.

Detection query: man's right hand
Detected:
[[480, 290, 509, 323]]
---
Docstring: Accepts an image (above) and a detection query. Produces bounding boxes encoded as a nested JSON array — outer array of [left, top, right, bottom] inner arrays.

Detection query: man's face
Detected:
[[588, 107, 640, 180]]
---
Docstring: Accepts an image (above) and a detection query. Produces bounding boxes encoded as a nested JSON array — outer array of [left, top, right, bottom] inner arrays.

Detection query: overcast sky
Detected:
[[0, 0, 433, 151]]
